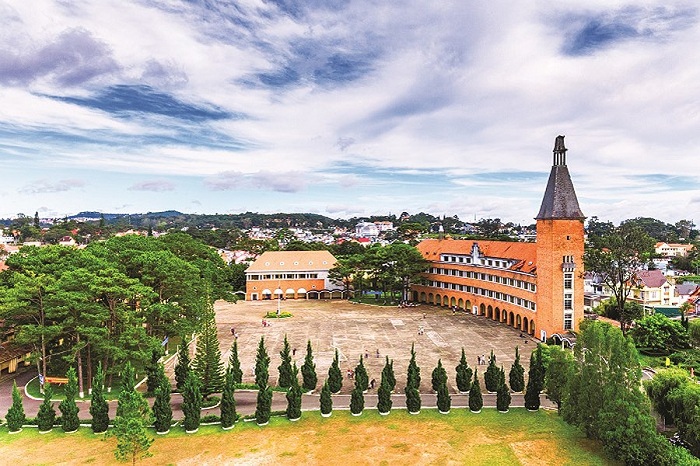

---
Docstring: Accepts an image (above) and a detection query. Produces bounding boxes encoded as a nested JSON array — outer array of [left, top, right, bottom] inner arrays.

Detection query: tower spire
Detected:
[[535, 135, 585, 220], [553, 135, 567, 166]]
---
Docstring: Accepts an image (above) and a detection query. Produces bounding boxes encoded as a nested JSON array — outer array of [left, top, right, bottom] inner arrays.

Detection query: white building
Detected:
[[355, 222, 380, 237], [0, 229, 15, 245]]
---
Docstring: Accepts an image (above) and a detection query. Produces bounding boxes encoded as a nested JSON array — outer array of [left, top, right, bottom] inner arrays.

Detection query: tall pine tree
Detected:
[[255, 385, 273, 425], [377, 376, 392, 414], [285, 363, 302, 420], [59, 367, 80, 432], [192, 309, 224, 398], [496, 366, 511, 412], [152, 365, 172, 434], [37, 383, 56, 432], [145, 348, 162, 395], [182, 371, 202, 432], [301, 340, 317, 392], [437, 380, 451, 414], [220, 368, 237, 429], [468, 369, 483, 413], [278, 334, 294, 389], [90, 362, 109, 433], [406, 343, 421, 391], [484, 350, 500, 392], [354, 355, 369, 392], [382, 356, 396, 392], [111, 361, 153, 463], [431, 359, 448, 392], [509, 347, 525, 393], [320, 380, 333, 416]]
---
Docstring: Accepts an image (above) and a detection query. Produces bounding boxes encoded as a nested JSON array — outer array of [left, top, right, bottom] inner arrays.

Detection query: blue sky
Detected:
[[1, 1, 699, 225]]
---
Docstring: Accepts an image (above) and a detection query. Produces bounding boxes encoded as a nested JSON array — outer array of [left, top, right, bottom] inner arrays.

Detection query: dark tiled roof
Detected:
[[536, 136, 585, 220]]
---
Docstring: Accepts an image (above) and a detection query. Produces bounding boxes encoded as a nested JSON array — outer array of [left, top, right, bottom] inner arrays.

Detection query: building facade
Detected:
[[411, 136, 586, 340], [245, 250, 343, 300]]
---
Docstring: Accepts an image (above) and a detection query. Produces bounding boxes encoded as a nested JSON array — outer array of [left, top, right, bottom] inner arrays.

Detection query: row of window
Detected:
[[248, 273, 319, 280], [440, 254, 512, 269], [429, 267, 536, 292], [427, 280, 536, 311]]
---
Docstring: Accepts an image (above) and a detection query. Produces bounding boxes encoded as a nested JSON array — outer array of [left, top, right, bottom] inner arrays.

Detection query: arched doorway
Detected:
[[516, 315, 522, 328], [420, 292, 427, 303], [523, 317, 529, 333], [509, 311, 514, 326], [487, 305, 493, 319], [480, 303, 486, 316], [450, 297, 457, 307], [443, 296, 449, 307], [435, 294, 441, 306], [428, 293, 434, 304]]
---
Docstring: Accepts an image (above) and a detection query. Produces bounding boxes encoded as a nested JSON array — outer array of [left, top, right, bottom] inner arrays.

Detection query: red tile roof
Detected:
[[417, 238, 537, 274]]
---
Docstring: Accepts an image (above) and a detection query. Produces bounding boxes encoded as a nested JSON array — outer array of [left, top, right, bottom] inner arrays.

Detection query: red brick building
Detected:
[[411, 136, 585, 340]]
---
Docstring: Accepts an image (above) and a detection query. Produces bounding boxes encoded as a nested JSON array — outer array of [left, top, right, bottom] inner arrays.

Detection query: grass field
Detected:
[[0, 408, 616, 465]]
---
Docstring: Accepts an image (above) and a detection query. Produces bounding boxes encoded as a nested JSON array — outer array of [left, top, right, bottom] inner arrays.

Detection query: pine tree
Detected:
[[455, 348, 473, 393], [6, 381, 26, 432], [278, 334, 294, 389], [382, 356, 396, 392], [182, 371, 202, 432], [350, 386, 364, 415], [437, 381, 451, 414], [354, 355, 369, 392], [377, 377, 392, 414], [320, 380, 333, 416], [37, 383, 56, 432], [152, 365, 172, 434], [484, 350, 500, 392], [220, 369, 237, 429], [228, 340, 243, 385], [255, 336, 271, 389], [255, 385, 273, 425], [175, 337, 191, 391], [111, 362, 153, 463], [529, 345, 546, 393], [90, 362, 109, 433], [406, 343, 421, 391], [496, 367, 511, 412], [468, 369, 483, 413], [327, 348, 342, 394], [59, 367, 80, 432], [285, 363, 302, 420], [524, 376, 540, 411], [145, 348, 162, 395], [406, 386, 421, 414], [431, 359, 448, 392], [301, 340, 317, 392], [509, 347, 525, 393], [192, 310, 224, 398]]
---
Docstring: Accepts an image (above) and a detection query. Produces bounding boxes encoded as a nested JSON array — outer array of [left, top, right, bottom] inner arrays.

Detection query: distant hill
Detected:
[[69, 211, 184, 221]]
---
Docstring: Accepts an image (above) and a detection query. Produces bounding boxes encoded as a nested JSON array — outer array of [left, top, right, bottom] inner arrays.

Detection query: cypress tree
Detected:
[[437, 381, 451, 414], [524, 376, 540, 411], [377, 377, 392, 414], [406, 386, 421, 414], [192, 310, 225, 398], [468, 369, 483, 413], [255, 336, 271, 389], [152, 365, 172, 434], [509, 347, 525, 393], [354, 355, 369, 392], [382, 356, 396, 392], [431, 359, 448, 392], [89, 362, 109, 433], [327, 348, 342, 394], [484, 350, 500, 392], [529, 345, 546, 393], [455, 348, 473, 393], [496, 367, 511, 412], [278, 334, 293, 389], [182, 371, 202, 432], [175, 337, 191, 391], [301, 340, 317, 392], [320, 380, 333, 416], [285, 363, 302, 420], [116, 362, 136, 418], [145, 348, 162, 395], [350, 386, 364, 415], [59, 367, 80, 432], [37, 383, 56, 432], [228, 339, 243, 385], [406, 343, 421, 391], [6, 381, 26, 432], [255, 385, 273, 425], [220, 368, 237, 429]]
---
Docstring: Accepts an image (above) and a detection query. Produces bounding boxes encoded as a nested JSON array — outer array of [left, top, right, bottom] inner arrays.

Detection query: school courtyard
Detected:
[[215, 299, 536, 394]]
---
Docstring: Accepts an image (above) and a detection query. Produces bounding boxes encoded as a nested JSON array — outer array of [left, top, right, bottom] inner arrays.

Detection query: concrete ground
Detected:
[[215, 299, 537, 394]]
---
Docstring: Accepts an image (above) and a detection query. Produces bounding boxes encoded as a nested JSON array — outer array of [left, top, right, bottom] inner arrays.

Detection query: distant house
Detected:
[[628, 269, 675, 307], [355, 222, 379, 237], [245, 250, 344, 300], [655, 242, 694, 258], [0, 229, 15, 245], [58, 236, 77, 246]]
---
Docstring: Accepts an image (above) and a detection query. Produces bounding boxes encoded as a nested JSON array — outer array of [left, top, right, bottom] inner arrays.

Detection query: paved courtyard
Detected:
[[215, 299, 537, 394]]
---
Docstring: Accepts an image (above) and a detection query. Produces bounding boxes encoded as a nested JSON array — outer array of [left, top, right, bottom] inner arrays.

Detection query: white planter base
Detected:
[[64, 429, 78, 434], [288, 417, 301, 422], [185, 428, 199, 434], [8, 428, 22, 434], [156, 429, 170, 435], [379, 411, 390, 416], [498, 410, 509, 414], [39, 429, 52, 434], [408, 411, 420, 415], [222, 424, 235, 430], [527, 408, 539, 412], [470, 409, 482, 414], [321, 412, 332, 418], [439, 410, 450, 415], [256, 421, 269, 426], [351, 412, 362, 416]]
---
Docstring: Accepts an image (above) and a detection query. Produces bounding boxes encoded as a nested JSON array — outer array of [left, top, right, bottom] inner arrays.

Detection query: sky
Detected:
[[1, 0, 699, 226]]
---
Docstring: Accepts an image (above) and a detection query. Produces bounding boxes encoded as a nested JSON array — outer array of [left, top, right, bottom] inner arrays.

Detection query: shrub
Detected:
[[455, 348, 472, 393], [484, 351, 500, 392], [350, 387, 364, 415], [468, 370, 483, 412], [509, 347, 525, 392], [320, 381, 332, 415], [37, 384, 56, 432], [327, 349, 342, 394], [437, 382, 451, 413], [301, 340, 318, 392], [201, 414, 221, 423], [406, 386, 421, 413], [377, 378, 392, 414], [6, 381, 25, 432], [431, 359, 447, 392]]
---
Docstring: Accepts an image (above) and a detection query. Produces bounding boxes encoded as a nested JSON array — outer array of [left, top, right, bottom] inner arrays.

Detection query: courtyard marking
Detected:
[[390, 319, 405, 328], [426, 330, 449, 347]]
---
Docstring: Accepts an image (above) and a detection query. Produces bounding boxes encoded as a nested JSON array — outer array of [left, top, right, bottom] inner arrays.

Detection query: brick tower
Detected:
[[535, 136, 586, 339]]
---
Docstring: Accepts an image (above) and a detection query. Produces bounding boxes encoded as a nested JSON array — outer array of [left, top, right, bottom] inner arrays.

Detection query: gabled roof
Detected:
[[633, 269, 667, 288], [676, 283, 699, 296], [245, 250, 337, 273], [536, 136, 585, 220], [417, 238, 537, 274]]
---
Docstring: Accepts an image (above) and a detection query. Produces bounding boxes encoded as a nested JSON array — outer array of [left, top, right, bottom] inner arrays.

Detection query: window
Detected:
[[564, 293, 573, 310], [564, 273, 573, 290], [564, 314, 573, 330]]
